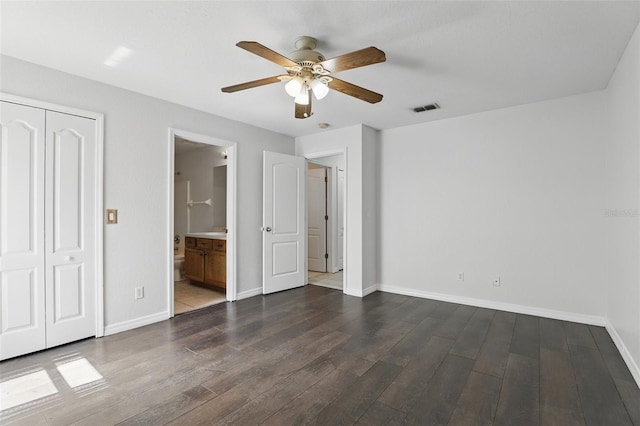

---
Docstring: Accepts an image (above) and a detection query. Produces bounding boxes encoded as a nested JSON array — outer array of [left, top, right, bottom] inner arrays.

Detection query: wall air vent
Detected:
[[413, 103, 440, 113]]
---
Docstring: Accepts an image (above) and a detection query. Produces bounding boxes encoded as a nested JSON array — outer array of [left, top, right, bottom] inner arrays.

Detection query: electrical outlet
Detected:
[[493, 276, 501, 286], [457, 272, 464, 281], [135, 286, 144, 299]]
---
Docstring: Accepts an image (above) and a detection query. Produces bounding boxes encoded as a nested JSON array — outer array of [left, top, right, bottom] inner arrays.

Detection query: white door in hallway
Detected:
[[262, 151, 306, 294], [307, 166, 327, 272], [0, 102, 98, 360]]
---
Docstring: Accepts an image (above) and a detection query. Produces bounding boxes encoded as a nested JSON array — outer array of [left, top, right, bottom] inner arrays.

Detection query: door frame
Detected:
[[0, 92, 105, 337], [167, 128, 237, 315], [303, 149, 347, 292]]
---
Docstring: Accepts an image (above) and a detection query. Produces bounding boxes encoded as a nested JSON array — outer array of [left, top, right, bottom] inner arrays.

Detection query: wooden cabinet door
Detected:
[[212, 252, 226, 288], [204, 249, 217, 286], [184, 248, 205, 282]]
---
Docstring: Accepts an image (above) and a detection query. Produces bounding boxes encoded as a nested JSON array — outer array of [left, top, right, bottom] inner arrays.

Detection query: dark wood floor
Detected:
[[2, 286, 639, 425]]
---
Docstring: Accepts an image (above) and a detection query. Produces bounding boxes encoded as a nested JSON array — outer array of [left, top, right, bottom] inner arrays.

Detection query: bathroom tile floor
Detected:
[[174, 280, 226, 314], [308, 270, 343, 289]]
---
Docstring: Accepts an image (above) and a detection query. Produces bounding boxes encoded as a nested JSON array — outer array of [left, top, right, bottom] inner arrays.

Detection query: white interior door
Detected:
[[44, 111, 96, 347], [0, 102, 47, 360], [337, 168, 345, 270], [263, 151, 306, 294], [308, 166, 327, 272]]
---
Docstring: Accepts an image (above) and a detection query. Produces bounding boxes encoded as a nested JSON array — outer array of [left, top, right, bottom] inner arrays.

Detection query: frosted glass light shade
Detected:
[[295, 88, 310, 105], [285, 77, 304, 97], [311, 79, 329, 100]]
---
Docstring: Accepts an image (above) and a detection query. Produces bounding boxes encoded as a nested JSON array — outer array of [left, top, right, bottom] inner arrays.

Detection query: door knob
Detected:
[[265, 227, 272, 232]]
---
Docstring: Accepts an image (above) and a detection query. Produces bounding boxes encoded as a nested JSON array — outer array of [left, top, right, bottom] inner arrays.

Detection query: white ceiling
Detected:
[[2, 1, 639, 137]]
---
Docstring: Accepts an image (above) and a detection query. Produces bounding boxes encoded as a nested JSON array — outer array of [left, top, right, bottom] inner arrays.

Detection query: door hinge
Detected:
[[325, 176, 328, 182], [324, 253, 329, 259], [325, 215, 328, 221]]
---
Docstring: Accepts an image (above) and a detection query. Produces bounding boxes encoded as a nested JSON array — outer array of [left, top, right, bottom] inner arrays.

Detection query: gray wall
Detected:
[[1, 55, 294, 329]]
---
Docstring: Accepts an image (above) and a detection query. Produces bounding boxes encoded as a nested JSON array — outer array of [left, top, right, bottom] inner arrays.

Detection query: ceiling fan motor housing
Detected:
[[290, 49, 325, 67], [290, 36, 325, 67]]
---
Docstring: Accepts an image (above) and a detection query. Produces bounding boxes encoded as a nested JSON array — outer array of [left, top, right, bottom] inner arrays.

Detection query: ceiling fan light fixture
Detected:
[[285, 77, 304, 97], [221, 38, 386, 119], [310, 79, 329, 100], [294, 85, 310, 105]]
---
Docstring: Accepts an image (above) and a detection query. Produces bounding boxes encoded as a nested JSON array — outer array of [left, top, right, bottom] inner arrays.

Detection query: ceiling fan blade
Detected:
[[236, 41, 298, 68], [328, 77, 383, 104], [221, 75, 286, 93], [295, 97, 312, 119], [319, 46, 386, 73]]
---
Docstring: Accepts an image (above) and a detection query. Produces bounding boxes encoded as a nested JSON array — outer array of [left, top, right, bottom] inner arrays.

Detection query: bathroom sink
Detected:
[[186, 232, 227, 240]]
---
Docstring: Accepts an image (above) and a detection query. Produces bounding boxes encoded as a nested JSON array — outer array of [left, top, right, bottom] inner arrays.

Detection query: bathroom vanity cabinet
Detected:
[[184, 237, 226, 289]]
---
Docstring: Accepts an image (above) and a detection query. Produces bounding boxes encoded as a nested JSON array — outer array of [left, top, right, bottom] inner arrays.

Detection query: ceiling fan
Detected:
[[221, 36, 386, 119]]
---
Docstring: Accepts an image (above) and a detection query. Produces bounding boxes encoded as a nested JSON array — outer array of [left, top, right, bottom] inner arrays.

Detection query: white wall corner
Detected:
[[344, 284, 379, 298], [104, 311, 170, 336], [606, 322, 640, 388], [362, 284, 378, 297]]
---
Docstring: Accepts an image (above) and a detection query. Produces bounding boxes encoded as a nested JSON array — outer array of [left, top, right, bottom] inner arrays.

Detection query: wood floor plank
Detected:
[[302, 341, 377, 378], [213, 368, 326, 425], [116, 384, 215, 426], [313, 360, 402, 425], [494, 353, 539, 426], [589, 326, 640, 424], [539, 317, 568, 352], [449, 308, 495, 360], [564, 321, 597, 349], [509, 314, 540, 360], [569, 343, 633, 425], [540, 348, 585, 426], [403, 354, 474, 425], [429, 302, 461, 320], [354, 401, 406, 425], [473, 311, 516, 378], [382, 316, 444, 367], [448, 371, 502, 426], [378, 335, 455, 413], [385, 298, 440, 325], [262, 368, 361, 425]]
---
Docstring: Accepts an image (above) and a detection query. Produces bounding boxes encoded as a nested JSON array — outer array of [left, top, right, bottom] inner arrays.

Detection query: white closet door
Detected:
[[0, 102, 47, 359], [45, 110, 96, 348]]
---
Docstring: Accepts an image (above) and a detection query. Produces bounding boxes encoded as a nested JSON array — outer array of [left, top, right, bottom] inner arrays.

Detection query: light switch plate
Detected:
[[106, 209, 118, 224]]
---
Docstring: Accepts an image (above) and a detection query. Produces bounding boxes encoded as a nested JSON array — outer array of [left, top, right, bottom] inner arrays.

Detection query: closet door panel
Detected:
[[45, 111, 96, 348], [53, 128, 83, 252], [0, 101, 46, 360], [53, 264, 83, 321]]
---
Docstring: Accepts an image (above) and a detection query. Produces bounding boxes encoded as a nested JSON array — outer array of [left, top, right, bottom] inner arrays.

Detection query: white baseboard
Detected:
[[606, 322, 640, 388], [362, 284, 378, 297], [377, 284, 607, 326], [104, 311, 169, 336], [344, 284, 378, 298], [237, 287, 262, 300]]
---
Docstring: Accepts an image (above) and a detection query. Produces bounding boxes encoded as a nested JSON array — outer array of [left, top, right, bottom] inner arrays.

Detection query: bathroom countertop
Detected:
[[186, 232, 227, 240]]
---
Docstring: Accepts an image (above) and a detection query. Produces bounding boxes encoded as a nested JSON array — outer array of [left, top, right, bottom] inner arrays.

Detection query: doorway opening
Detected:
[[168, 129, 236, 316], [306, 155, 345, 291]]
